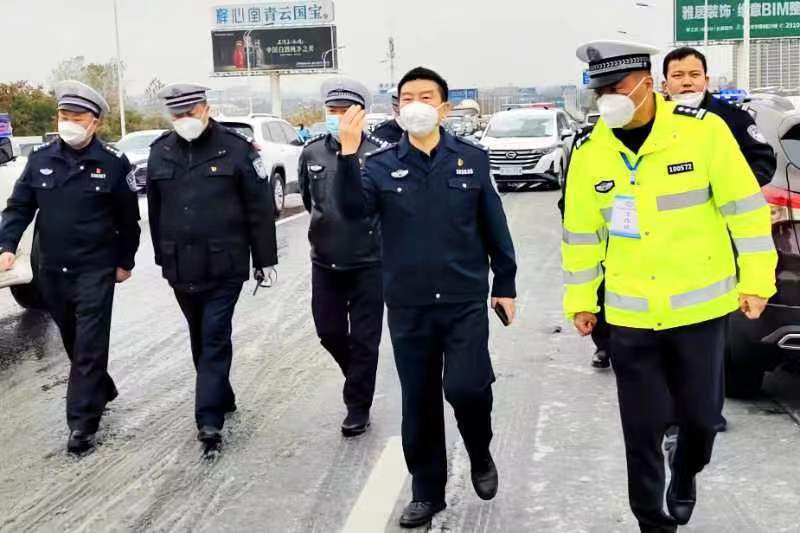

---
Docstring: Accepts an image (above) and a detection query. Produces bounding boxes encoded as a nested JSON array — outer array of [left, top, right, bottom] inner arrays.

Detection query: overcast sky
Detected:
[[2, 0, 731, 96]]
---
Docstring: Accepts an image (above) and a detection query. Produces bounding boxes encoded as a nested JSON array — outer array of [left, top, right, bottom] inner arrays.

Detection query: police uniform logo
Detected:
[[253, 158, 268, 180], [391, 169, 409, 179], [457, 158, 464, 167], [308, 164, 324, 173], [595, 180, 615, 193], [211, 166, 218, 173], [748, 124, 767, 144], [667, 162, 694, 175], [39, 168, 53, 176], [126, 169, 139, 192], [90, 168, 107, 179]]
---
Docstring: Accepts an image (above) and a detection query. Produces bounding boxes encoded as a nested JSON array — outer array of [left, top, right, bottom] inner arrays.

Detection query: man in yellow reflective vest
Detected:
[[564, 41, 777, 533]]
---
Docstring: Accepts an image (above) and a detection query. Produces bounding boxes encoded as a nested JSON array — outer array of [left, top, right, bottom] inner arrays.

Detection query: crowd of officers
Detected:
[[0, 37, 780, 531]]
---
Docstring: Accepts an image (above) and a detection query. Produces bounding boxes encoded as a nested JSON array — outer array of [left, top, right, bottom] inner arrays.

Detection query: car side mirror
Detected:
[[0, 137, 14, 166], [474, 130, 484, 140], [560, 128, 573, 140], [289, 138, 304, 146]]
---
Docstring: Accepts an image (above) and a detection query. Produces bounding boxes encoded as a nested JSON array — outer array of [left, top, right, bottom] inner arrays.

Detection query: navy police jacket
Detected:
[[337, 129, 517, 307]]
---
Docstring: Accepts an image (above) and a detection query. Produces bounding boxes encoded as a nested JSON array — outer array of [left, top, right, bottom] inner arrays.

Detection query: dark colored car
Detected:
[[115, 129, 167, 193], [725, 94, 800, 397]]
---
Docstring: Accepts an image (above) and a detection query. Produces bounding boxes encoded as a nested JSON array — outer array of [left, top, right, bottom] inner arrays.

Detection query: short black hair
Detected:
[[663, 47, 708, 78], [398, 67, 449, 101]]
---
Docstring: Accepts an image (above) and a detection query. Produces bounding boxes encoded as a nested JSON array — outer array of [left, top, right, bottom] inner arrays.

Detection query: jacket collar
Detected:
[[397, 127, 458, 160]]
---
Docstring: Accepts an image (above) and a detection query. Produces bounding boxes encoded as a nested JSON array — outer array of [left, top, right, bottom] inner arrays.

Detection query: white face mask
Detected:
[[395, 114, 408, 131], [399, 101, 442, 137], [173, 117, 207, 142], [58, 120, 91, 147], [596, 76, 649, 129], [670, 90, 706, 108]]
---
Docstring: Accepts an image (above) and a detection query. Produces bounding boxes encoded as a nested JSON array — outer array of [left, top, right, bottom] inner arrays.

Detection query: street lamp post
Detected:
[[245, 30, 254, 115], [322, 45, 345, 70], [113, 0, 126, 137]]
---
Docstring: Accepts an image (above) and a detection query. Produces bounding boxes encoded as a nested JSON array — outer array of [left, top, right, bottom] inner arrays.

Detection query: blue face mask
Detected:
[[325, 115, 341, 137]]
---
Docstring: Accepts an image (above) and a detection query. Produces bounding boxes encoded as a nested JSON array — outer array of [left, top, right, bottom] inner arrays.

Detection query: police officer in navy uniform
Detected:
[[299, 77, 386, 437], [372, 87, 405, 144], [0, 81, 141, 454], [337, 67, 517, 528], [662, 46, 776, 187], [147, 83, 278, 448]]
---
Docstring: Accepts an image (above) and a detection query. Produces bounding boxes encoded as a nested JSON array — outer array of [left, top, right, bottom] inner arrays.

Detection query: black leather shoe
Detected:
[[197, 426, 223, 445], [399, 500, 446, 528], [341, 410, 370, 437], [667, 474, 697, 525], [714, 416, 728, 433], [67, 430, 96, 454], [471, 455, 499, 500], [591, 349, 611, 369]]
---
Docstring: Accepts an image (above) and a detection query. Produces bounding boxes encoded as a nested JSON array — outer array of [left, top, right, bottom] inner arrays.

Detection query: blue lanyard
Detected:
[[620, 153, 643, 185]]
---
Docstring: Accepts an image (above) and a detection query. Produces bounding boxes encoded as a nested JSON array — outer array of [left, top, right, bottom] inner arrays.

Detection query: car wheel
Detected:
[[271, 171, 285, 218], [10, 230, 45, 310], [724, 315, 766, 398]]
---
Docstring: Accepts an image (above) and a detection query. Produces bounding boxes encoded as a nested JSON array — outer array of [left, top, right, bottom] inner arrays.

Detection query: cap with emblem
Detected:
[[157, 83, 210, 114], [321, 76, 371, 109], [55, 80, 110, 118], [576, 40, 661, 89]]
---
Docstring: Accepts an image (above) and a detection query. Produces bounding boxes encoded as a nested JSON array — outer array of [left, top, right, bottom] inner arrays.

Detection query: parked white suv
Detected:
[[0, 141, 42, 309], [478, 108, 575, 191], [219, 115, 303, 216]]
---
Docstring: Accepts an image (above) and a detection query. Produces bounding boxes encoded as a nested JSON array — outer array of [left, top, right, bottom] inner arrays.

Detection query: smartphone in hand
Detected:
[[494, 304, 510, 327]]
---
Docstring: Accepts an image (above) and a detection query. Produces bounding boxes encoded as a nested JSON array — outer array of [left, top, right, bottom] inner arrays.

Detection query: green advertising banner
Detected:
[[675, 1, 800, 41]]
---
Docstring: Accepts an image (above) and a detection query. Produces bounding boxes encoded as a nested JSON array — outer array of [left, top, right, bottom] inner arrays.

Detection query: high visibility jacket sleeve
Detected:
[[707, 117, 777, 299], [561, 151, 606, 318]]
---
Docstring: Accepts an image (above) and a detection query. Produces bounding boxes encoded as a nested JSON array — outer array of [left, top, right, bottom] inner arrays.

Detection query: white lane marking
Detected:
[[532, 402, 565, 463], [276, 211, 308, 226], [341, 436, 408, 533]]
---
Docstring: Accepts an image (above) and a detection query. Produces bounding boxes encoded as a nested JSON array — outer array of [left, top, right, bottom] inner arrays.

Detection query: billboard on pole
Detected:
[[675, 1, 800, 41], [212, 1, 335, 28], [211, 25, 338, 74]]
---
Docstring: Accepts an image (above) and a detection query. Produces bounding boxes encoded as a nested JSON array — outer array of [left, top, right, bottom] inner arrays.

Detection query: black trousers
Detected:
[[311, 264, 383, 413], [174, 280, 242, 429], [388, 301, 495, 503], [592, 281, 611, 352], [610, 317, 725, 533], [40, 267, 117, 433]]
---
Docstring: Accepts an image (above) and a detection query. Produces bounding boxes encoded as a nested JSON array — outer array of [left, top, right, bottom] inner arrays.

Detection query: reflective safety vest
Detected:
[[562, 94, 777, 331]]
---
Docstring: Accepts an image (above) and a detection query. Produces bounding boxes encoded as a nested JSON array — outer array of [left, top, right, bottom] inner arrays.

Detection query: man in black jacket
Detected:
[[0, 81, 141, 453], [147, 83, 278, 448], [299, 77, 386, 436], [337, 67, 517, 528], [372, 87, 405, 144], [662, 46, 776, 187]]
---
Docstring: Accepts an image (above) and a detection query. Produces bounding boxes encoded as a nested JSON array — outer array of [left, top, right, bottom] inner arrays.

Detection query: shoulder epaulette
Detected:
[[455, 136, 488, 152], [224, 127, 255, 145], [365, 142, 396, 158], [365, 133, 388, 149], [102, 143, 125, 158], [574, 125, 594, 150], [150, 130, 173, 147], [304, 133, 326, 147], [673, 105, 708, 120], [32, 140, 55, 154]]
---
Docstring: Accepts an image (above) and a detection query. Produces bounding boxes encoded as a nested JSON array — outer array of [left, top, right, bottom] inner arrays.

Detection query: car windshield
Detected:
[[485, 115, 554, 139], [117, 133, 162, 153]]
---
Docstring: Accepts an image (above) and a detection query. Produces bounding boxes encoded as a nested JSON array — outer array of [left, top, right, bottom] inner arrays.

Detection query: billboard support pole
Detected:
[[743, 0, 751, 91], [271, 73, 282, 118]]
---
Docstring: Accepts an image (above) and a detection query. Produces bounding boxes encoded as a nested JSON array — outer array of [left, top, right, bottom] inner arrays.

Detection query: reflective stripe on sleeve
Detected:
[[564, 264, 602, 285], [718, 193, 767, 216], [670, 276, 737, 310]]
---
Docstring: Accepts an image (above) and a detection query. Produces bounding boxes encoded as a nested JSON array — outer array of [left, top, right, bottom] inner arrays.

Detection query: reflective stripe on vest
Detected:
[[719, 192, 767, 216], [606, 291, 649, 312], [656, 187, 711, 211], [670, 276, 737, 310], [734, 235, 776, 254], [563, 228, 602, 245], [564, 264, 602, 285]]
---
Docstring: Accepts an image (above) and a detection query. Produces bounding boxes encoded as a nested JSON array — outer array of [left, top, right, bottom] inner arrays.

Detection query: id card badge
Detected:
[[610, 195, 641, 239]]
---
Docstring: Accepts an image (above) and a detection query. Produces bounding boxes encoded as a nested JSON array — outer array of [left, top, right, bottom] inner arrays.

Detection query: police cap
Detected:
[[55, 80, 110, 118], [158, 83, 210, 114], [576, 40, 660, 89], [321, 76, 370, 109]]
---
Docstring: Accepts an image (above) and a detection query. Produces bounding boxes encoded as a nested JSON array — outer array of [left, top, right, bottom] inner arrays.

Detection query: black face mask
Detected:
[[0, 137, 13, 166]]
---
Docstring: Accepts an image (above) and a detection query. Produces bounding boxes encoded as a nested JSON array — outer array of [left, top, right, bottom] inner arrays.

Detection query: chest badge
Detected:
[[210, 166, 218, 173], [308, 164, 324, 173], [595, 180, 615, 193], [667, 162, 694, 175], [391, 169, 409, 179], [457, 158, 464, 167], [39, 168, 54, 176], [90, 168, 107, 179]]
